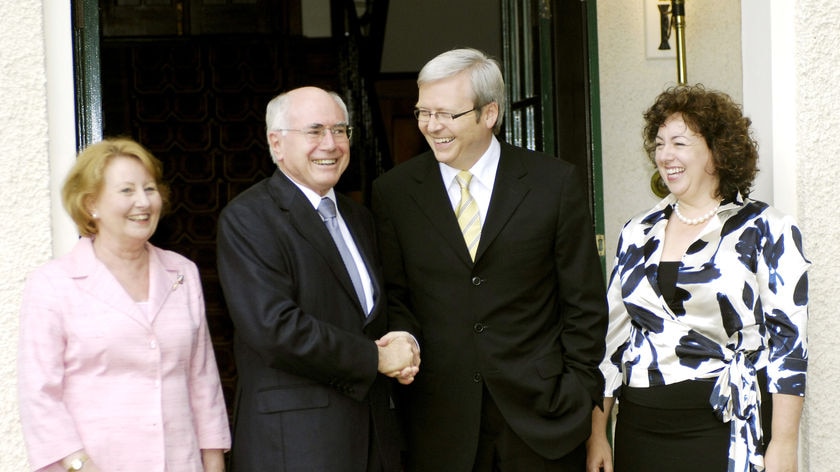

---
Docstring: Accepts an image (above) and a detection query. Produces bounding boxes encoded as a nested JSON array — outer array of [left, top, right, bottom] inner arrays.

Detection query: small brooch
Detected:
[[171, 274, 184, 291]]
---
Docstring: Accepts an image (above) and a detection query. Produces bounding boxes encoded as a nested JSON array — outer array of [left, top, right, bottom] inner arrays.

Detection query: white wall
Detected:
[[0, 0, 51, 470], [740, 0, 776, 206], [792, 0, 840, 468], [598, 0, 743, 272]]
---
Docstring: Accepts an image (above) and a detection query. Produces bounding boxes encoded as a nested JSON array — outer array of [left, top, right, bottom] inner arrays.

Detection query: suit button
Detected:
[[472, 372, 482, 383], [471, 276, 483, 286], [473, 323, 486, 333]]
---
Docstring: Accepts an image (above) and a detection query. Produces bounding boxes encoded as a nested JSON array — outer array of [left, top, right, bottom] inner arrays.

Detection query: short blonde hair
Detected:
[[62, 138, 170, 237]]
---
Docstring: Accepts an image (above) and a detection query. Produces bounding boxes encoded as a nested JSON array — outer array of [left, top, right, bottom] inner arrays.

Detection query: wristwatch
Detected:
[[67, 455, 88, 471]]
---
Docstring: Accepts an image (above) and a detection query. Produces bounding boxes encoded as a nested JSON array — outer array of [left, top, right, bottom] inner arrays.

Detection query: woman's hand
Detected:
[[586, 433, 614, 472], [763, 437, 797, 472], [201, 449, 225, 472], [763, 393, 804, 472], [586, 399, 615, 472]]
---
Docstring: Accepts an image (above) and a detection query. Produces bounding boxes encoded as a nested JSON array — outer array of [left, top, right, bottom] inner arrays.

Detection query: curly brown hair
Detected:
[[643, 84, 758, 200]]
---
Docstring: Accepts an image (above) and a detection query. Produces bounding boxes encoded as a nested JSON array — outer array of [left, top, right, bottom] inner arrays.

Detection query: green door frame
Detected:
[[586, 0, 606, 272], [73, 0, 103, 150], [500, 0, 606, 272], [537, 4, 556, 155]]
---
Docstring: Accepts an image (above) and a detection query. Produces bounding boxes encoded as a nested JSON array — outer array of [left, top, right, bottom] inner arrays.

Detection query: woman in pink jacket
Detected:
[[18, 138, 231, 472]]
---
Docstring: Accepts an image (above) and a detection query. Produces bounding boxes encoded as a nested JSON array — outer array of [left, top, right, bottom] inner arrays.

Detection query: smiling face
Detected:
[[268, 87, 350, 196], [90, 155, 162, 248], [655, 113, 720, 203], [416, 72, 498, 171]]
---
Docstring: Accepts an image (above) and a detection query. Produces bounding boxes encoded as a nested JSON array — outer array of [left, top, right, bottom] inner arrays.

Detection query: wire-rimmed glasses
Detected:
[[275, 125, 353, 143], [413, 107, 480, 123]]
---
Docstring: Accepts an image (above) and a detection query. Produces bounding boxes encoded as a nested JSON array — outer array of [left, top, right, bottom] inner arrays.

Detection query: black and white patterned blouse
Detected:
[[602, 193, 809, 472]]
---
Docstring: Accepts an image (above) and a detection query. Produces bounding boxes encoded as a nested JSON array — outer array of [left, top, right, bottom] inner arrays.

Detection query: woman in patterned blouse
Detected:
[[586, 85, 809, 472]]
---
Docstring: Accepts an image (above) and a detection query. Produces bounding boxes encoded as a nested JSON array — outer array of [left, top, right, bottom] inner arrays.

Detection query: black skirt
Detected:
[[614, 380, 730, 472]]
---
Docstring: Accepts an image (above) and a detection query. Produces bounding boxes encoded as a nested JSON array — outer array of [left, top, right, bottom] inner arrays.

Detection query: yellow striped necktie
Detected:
[[455, 171, 481, 260]]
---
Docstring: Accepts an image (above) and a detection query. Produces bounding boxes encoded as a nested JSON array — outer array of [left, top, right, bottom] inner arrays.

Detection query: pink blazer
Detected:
[[18, 237, 230, 472]]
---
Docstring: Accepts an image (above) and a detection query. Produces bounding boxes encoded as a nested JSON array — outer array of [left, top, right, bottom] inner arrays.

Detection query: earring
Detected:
[[92, 211, 98, 219]]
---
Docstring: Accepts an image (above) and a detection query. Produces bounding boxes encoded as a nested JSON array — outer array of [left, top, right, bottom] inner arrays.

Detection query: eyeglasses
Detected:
[[413, 107, 480, 123], [275, 125, 353, 143]]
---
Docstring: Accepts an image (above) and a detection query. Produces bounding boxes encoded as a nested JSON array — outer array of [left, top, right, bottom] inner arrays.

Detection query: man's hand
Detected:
[[376, 331, 420, 384]]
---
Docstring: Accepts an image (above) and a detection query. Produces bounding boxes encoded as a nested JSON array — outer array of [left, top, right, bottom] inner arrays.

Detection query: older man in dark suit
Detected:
[[218, 86, 419, 472], [372, 48, 608, 471]]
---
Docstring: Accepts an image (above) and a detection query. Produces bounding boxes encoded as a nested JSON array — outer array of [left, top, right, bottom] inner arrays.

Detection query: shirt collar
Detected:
[[642, 192, 747, 226], [281, 172, 336, 210], [438, 136, 500, 188]]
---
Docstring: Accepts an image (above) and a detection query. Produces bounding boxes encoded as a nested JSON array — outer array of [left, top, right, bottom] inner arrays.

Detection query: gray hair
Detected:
[[418, 48, 506, 134]]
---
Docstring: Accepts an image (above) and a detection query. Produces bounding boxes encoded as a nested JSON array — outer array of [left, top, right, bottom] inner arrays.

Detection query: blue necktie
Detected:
[[317, 198, 368, 314]]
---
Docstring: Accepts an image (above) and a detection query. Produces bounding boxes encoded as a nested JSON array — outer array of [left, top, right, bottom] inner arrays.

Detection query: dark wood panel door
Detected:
[[101, 36, 340, 411], [100, 0, 300, 37]]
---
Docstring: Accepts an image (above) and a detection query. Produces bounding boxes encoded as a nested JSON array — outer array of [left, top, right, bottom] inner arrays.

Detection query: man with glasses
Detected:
[[217, 86, 419, 471], [372, 48, 608, 471]]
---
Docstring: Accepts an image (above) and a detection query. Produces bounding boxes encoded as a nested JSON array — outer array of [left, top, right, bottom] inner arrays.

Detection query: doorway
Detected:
[[77, 0, 603, 415]]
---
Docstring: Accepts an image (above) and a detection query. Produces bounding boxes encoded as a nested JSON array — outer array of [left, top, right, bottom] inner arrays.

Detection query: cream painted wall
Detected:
[[2, 1, 837, 471], [0, 0, 51, 470], [793, 0, 840, 468], [597, 0, 743, 275]]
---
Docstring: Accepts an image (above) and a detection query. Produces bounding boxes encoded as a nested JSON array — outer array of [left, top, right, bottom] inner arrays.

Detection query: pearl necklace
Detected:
[[673, 201, 719, 225]]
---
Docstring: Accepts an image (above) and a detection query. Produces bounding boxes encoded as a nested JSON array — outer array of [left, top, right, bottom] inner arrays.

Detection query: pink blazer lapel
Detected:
[[67, 238, 150, 328], [145, 246, 182, 324], [64, 238, 183, 326]]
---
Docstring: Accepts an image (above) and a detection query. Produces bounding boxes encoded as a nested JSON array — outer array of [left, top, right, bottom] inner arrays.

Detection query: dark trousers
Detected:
[[472, 387, 586, 472], [367, 413, 390, 472]]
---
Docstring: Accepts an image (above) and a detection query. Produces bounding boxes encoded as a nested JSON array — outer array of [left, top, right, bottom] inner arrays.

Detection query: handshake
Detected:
[[376, 331, 421, 385]]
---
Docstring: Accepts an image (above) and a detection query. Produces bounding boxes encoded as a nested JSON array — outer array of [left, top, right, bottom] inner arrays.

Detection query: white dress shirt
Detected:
[[439, 135, 501, 224], [287, 177, 374, 315]]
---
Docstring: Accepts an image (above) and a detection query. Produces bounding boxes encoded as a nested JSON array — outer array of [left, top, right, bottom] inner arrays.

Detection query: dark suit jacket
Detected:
[[372, 141, 608, 471], [217, 170, 401, 472]]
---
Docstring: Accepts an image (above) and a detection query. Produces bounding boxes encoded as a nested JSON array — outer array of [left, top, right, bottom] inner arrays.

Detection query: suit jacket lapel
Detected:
[[408, 158, 475, 265], [478, 145, 529, 261], [405, 149, 531, 266], [267, 171, 367, 316]]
